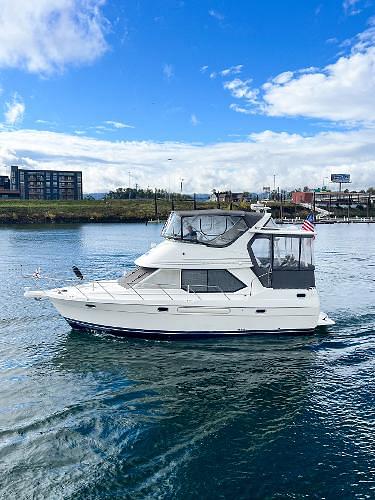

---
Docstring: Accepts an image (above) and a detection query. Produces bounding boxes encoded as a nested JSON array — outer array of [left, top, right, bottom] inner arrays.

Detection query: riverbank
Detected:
[[0, 199, 271, 224], [0, 199, 373, 224], [0, 199, 191, 224]]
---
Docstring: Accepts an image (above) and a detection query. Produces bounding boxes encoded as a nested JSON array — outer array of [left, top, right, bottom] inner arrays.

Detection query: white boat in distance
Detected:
[[25, 209, 334, 339]]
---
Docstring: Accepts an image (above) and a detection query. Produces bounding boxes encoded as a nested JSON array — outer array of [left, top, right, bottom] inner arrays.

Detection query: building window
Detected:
[[181, 269, 246, 293]]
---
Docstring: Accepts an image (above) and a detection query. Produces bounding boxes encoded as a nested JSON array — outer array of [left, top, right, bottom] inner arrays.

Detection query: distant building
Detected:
[[292, 191, 314, 204], [9, 166, 82, 200], [0, 175, 10, 190], [0, 174, 20, 199], [210, 191, 252, 203]]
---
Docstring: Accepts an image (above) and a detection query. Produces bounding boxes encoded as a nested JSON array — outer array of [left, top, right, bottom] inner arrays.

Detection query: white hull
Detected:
[[46, 285, 323, 338]]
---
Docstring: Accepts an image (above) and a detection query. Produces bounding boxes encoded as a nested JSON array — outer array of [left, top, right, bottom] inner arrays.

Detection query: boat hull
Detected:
[[50, 294, 322, 339], [65, 317, 316, 339]]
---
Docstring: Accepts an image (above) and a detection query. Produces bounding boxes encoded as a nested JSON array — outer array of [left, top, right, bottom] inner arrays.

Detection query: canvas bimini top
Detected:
[[161, 209, 264, 247]]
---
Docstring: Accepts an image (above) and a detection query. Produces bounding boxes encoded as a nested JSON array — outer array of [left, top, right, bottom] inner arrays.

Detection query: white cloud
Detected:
[[4, 94, 25, 125], [225, 22, 375, 123], [229, 103, 253, 115], [104, 121, 135, 129], [343, 0, 362, 15], [1, 127, 375, 193], [220, 65, 243, 77], [224, 78, 259, 103], [36, 119, 52, 125], [208, 9, 224, 21], [163, 63, 174, 81], [207, 65, 243, 79], [200, 65, 209, 73], [190, 114, 199, 126], [272, 71, 294, 85], [0, 0, 109, 74]]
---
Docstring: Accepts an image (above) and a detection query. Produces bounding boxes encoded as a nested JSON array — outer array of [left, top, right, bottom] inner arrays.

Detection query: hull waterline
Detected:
[[65, 317, 316, 339]]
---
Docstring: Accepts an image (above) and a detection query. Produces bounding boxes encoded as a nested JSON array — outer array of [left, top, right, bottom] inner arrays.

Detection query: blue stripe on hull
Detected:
[[64, 317, 315, 340]]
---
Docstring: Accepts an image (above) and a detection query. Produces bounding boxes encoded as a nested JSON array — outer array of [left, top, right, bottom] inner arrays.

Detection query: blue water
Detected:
[[0, 223, 374, 499]]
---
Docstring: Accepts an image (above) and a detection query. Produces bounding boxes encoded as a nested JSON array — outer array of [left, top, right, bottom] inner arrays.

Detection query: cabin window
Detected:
[[181, 269, 246, 293], [273, 236, 300, 269], [251, 236, 272, 269], [140, 269, 180, 289], [249, 234, 315, 289], [300, 237, 314, 268], [162, 213, 182, 239], [162, 213, 248, 247], [118, 267, 156, 288], [249, 236, 272, 287]]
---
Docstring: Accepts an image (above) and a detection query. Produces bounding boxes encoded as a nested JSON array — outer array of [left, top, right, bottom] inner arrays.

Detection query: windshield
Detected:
[[162, 213, 249, 247]]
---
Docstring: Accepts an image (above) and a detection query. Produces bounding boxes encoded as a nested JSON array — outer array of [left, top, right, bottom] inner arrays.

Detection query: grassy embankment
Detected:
[[0, 199, 215, 224], [0, 199, 370, 224]]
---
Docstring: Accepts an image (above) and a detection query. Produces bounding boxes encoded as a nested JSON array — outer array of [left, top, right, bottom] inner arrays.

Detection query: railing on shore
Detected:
[[276, 216, 375, 224]]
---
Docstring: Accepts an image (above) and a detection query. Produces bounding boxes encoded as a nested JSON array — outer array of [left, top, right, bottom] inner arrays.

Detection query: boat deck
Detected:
[[47, 280, 251, 304]]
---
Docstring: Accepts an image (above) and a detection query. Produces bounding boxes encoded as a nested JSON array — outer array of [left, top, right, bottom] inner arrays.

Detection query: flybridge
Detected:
[[161, 210, 263, 247]]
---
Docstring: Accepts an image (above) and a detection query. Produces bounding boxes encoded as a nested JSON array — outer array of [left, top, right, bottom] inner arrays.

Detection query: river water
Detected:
[[0, 223, 374, 499]]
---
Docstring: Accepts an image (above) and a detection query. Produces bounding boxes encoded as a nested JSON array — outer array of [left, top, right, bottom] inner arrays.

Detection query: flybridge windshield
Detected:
[[162, 213, 249, 247]]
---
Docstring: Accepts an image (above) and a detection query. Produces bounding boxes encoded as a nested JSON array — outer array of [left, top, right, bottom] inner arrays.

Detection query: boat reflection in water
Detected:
[[45, 329, 327, 497]]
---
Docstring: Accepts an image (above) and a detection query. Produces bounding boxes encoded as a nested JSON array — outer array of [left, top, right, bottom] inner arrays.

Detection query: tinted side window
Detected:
[[181, 270, 245, 293], [208, 270, 246, 292], [181, 270, 206, 292], [118, 267, 156, 288]]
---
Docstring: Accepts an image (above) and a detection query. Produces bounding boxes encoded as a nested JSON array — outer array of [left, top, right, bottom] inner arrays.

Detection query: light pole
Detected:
[[128, 171, 131, 199], [167, 158, 172, 200], [180, 177, 184, 196]]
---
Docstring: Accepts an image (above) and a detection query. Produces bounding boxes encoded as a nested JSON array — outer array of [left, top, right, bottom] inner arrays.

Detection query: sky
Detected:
[[0, 0, 375, 193]]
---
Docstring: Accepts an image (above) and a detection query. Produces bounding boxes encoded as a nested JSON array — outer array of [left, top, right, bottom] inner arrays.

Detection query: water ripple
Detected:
[[0, 223, 374, 498]]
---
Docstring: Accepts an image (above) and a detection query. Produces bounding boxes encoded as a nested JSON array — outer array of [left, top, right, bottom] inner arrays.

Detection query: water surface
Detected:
[[0, 223, 374, 498]]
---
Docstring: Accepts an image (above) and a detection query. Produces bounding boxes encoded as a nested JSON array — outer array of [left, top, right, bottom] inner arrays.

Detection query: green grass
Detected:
[[0, 199, 218, 223], [0, 199, 371, 224]]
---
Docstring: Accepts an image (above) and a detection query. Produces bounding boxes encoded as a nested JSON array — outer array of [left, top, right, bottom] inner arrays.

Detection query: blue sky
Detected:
[[1, 0, 375, 193]]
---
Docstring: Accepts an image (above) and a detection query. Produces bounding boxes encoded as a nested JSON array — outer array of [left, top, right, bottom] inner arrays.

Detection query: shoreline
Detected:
[[0, 199, 374, 225]]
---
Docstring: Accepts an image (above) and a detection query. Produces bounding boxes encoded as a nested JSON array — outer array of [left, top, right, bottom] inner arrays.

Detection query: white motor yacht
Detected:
[[24, 209, 334, 338]]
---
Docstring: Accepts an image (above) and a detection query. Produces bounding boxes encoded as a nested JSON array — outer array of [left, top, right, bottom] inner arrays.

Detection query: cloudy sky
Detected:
[[0, 0, 375, 193]]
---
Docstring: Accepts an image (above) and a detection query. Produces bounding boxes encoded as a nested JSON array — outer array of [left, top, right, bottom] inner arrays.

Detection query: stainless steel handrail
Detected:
[[249, 270, 272, 295], [183, 284, 232, 300], [73, 284, 89, 300], [94, 280, 115, 299]]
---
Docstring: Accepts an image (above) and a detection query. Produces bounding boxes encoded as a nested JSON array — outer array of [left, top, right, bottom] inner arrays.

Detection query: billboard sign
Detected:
[[263, 186, 271, 192], [331, 174, 350, 183]]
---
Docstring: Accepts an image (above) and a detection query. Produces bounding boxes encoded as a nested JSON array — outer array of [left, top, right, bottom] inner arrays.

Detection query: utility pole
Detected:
[[167, 158, 172, 200], [367, 195, 370, 218], [154, 188, 158, 219], [313, 191, 316, 217], [280, 190, 283, 221]]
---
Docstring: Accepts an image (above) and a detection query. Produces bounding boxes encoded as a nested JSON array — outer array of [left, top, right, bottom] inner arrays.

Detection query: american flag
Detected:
[[302, 213, 315, 233]]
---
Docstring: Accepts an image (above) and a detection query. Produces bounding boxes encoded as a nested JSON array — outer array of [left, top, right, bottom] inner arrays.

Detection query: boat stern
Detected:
[[317, 311, 335, 327]]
